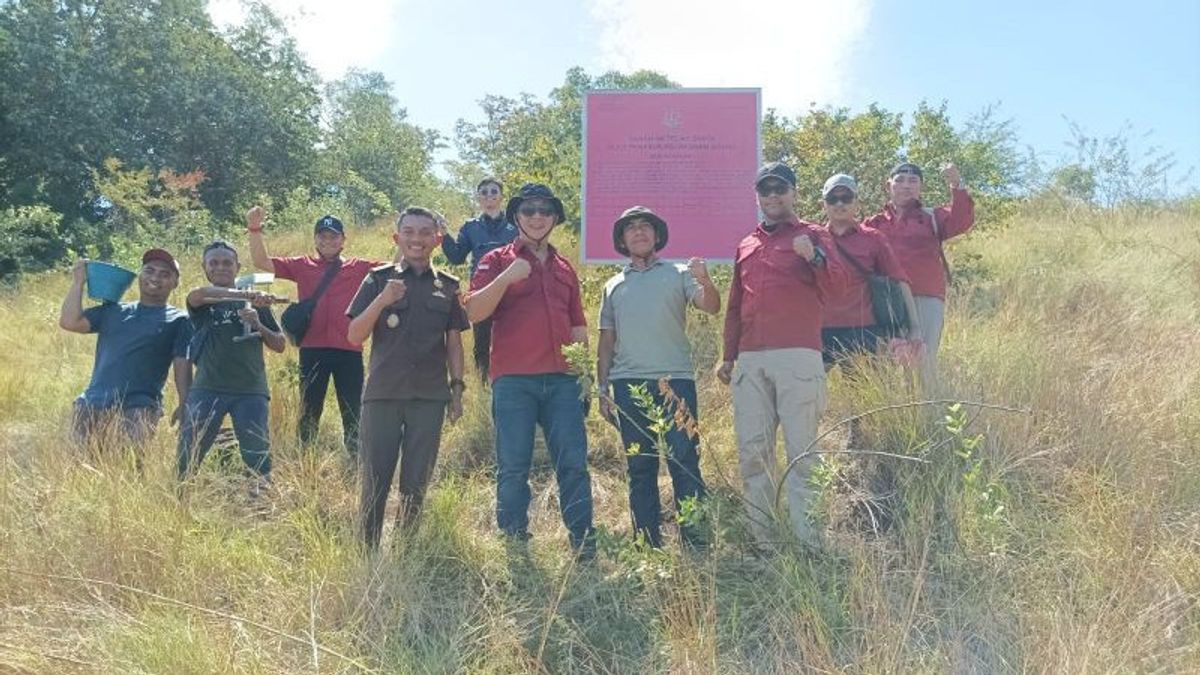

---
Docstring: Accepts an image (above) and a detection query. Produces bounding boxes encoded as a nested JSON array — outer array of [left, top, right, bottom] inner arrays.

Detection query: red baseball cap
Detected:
[[142, 248, 180, 274]]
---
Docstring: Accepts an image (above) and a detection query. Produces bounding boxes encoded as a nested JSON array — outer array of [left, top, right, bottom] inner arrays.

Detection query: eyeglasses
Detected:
[[824, 192, 855, 205], [756, 182, 790, 197], [518, 205, 556, 217], [478, 187, 500, 196]]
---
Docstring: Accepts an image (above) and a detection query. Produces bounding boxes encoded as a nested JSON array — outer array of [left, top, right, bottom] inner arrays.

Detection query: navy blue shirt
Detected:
[[79, 302, 192, 410], [441, 213, 518, 274]]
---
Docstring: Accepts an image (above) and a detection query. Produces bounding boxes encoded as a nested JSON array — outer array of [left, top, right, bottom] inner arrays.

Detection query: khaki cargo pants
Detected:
[[731, 347, 827, 544]]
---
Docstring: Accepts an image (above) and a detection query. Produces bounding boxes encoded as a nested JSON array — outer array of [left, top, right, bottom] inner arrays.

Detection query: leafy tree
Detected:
[[320, 69, 440, 225], [455, 67, 678, 228]]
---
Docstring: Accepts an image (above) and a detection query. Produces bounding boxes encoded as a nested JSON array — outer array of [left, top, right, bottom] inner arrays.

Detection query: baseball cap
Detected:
[[141, 248, 180, 274], [822, 174, 859, 197], [754, 161, 797, 188], [890, 162, 923, 179], [314, 214, 345, 234]]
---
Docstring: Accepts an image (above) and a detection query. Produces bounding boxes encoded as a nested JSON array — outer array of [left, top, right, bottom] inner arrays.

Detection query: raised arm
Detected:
[[245, 206, 276, 273], [937, 163, 975, 240], [58, 259, 92, 333], [465, 257, 529, 323]]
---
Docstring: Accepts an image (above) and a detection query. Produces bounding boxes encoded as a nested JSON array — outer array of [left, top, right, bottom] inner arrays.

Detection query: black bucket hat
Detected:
[[505, 183, 566, 225], [612, 205, 668, 256]]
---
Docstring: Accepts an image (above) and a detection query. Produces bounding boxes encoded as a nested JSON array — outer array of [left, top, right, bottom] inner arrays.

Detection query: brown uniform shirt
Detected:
[[347, 262, 470, 402]]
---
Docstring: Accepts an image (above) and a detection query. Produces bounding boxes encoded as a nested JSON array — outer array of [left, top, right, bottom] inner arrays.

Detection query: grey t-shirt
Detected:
[[599, 260, 701, 381]]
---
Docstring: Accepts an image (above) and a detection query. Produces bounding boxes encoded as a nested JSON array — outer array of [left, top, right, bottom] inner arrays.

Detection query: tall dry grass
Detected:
[[1, 206, 1198, 673]]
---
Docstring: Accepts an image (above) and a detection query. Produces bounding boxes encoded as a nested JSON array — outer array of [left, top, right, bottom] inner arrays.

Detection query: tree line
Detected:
[[0, 0, 1187, 280]]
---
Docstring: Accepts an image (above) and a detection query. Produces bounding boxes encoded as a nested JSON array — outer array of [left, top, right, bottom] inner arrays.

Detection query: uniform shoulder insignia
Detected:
[[370, 262, 394, 273]]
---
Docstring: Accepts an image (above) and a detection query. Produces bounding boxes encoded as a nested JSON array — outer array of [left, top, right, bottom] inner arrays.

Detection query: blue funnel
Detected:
[[85, 261, 137, 303]]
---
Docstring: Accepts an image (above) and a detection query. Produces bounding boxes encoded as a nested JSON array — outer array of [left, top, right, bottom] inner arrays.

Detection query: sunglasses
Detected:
[[478, 187, 500, 196], [756, 182, 791, 197], [518, 205, 556, 217], [824, 192, 856, 205]]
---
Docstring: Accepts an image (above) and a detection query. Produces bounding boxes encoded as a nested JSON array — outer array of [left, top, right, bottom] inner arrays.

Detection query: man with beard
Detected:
[[717, 162, 847, 548]]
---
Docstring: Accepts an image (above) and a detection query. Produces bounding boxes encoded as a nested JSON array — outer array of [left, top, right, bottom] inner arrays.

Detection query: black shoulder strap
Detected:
[[832, 238, 874, 280], [309, 258, 343, 305]]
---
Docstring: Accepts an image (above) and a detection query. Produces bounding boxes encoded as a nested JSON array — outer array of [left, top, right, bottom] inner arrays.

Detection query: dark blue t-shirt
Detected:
[[79, 302, 192, 410]]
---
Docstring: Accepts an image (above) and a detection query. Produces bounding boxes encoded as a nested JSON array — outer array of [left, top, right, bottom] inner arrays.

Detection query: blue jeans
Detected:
[[491, 374, 593, 547], [177, 388, 271, 479], [611, 378, 706, 547]]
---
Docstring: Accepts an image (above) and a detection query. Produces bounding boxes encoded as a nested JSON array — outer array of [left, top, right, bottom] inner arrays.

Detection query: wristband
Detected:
[[449, 378, 466, 392]]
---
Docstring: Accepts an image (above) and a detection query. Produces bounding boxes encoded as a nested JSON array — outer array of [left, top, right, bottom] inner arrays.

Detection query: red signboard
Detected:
[[582, 89, 761, 263]]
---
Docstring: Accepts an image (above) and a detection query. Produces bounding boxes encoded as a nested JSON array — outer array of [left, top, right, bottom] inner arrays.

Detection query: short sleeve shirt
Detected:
[[347, 263, 470, 401], [823, 224, 910, 328], [598, 261, 700, 380], [271, 256, 379, 352], [79, 301, 192, 410], [469, 243, 587, 380], [188, 300, 280, 397]]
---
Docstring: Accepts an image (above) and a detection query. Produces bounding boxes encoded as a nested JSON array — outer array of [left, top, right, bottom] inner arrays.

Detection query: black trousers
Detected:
[[359, 398, 447, 547], [298, 347, 363, 454]]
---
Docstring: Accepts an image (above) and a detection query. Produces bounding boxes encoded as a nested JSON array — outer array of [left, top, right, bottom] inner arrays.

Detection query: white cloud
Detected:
[[588, 0, 872, 113], [207, 0, 402, 82]]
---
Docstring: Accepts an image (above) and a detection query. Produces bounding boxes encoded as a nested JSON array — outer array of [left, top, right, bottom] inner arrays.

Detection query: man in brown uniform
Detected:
[[347, 206, 469, 548]]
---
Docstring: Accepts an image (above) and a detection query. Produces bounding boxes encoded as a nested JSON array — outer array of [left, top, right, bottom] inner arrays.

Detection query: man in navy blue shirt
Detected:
[[440, 177, 517, 382], [59, 249, 193, 448]]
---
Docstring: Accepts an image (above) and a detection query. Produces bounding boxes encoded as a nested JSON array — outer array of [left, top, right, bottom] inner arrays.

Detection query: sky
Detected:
[[208, 0, 1200, 189]]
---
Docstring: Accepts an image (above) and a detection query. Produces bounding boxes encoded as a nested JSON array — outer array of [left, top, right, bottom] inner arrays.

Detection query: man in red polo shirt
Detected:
[[717, 161, 847, 547], [247, 207, 382, 456], [864, 162, 974, 378], [820, 173, 918, 368], [466, 183, 595, 557]]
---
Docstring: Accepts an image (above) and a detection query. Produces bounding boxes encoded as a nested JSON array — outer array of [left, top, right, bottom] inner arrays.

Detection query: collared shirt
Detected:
[[441, 213, 519, 274], [722, 218, 847, 360], [822, 223, 910, 328], [863, 188, 974, 298], [272, 255, 380, 352], [79, 301, 191, 410], [599, 259, 701, 381], [470, 242, 587, 380], [346, 262, 469, 402]]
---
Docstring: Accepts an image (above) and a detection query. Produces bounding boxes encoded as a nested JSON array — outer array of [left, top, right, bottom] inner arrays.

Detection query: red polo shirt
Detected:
[[723, 219, 847, 361], [272, 255, 380, 352], [864, 188, 974, 299], [470, 242, 587, 380], [822, 223, 909, 328]]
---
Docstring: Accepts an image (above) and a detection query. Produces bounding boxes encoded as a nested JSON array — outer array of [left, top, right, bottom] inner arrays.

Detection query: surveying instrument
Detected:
[[232, 272, 288, 342]]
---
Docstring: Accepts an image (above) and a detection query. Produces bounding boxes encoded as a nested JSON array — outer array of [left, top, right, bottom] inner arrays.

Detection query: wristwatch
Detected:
[[449, 378, 466, 392]]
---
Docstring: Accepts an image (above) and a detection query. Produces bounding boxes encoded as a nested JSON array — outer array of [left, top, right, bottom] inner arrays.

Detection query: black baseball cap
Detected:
[[314, 214, 345, 234], [754, 161, 797, 188], [890, 162, 923, 179]]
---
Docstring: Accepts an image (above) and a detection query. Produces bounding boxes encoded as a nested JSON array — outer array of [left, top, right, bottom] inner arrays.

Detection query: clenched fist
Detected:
[[687, 257, 711, 283], [246, 205, 266, 233], [503, 258, 532, 283], [380, 279, 407, 305], [941, 163, 963, 189], [792, 234, 815, 261]]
